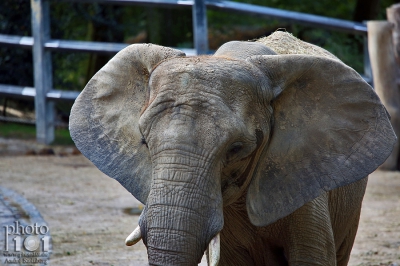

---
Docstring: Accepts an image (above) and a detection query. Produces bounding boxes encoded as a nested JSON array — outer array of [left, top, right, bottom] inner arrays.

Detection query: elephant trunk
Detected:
[[139, 151, 223, 266]]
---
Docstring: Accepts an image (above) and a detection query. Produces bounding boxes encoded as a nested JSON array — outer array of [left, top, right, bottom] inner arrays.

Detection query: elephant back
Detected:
[[257, 31, 338, 60]]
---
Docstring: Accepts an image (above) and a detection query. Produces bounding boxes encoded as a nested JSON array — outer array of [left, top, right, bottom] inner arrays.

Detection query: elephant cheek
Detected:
[[138, 166, 224, 266]]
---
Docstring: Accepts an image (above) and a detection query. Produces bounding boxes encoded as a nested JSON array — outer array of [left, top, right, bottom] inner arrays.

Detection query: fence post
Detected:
[[192, 0, 209, 54], [368, 21, 400, 170], [31, 0, 55, 144], [363, 22, 373, 84], [387, 4, 400, 64]]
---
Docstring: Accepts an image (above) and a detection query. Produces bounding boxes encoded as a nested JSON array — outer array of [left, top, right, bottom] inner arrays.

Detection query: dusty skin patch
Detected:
[[1, 154, 399, 265]]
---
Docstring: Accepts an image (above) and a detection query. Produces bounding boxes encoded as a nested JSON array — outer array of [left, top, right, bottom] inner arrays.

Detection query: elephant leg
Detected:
[[335, 219, 361, 266], [329, 177, 368, 266], [282, 193, 336, 266]]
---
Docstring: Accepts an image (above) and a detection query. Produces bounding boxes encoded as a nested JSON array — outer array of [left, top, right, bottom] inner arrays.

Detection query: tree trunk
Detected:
[[387, 4, 400, 63], [367, 21, 400, 170]]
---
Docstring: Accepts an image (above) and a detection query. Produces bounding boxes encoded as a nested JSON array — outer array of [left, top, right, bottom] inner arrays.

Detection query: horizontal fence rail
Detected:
[[0, 34, 197, 55], [0, 0, 371, 144], [0, 84, 79, 102], [63, 0, 368, 34], [207, 1, 367, 34]]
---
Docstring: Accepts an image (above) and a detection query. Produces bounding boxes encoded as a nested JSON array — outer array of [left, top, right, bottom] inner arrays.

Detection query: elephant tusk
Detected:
[[125, 225, 142, 246], [207, 233, 220, 266]]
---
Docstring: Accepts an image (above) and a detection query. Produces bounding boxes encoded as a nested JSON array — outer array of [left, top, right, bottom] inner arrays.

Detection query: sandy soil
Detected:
[[1, 152, 399, 266]]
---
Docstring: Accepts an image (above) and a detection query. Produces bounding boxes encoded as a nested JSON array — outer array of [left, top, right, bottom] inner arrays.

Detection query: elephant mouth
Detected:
[[125, 225, 221, 266]]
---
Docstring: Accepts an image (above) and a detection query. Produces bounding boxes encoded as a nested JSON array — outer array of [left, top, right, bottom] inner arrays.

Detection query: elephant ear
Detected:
[[69, 44, 185, 204], [246, 54, 396, 227]]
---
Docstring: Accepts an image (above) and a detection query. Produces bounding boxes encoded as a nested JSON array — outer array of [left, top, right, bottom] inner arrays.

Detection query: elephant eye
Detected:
[[226, 142, 244, 162], [229, 143, 243, 154]]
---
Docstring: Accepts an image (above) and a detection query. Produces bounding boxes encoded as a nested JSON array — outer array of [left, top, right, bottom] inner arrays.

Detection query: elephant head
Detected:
[[69, 34, 396, 265]]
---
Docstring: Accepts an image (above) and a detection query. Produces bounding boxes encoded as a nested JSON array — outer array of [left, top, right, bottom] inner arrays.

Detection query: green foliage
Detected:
[[0, 122, 73, 145], [54, 126, 74, 146], [50, 2, 91, 91], [48, 3, 195, 92], [0, 122, 36, 139], [0, 0, 33, 87]]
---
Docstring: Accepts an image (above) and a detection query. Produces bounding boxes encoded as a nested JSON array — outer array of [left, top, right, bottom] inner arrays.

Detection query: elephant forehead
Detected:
[[146, 60, 259, 130], [140, 58, 262, 143], [150, 56, 262, 99]]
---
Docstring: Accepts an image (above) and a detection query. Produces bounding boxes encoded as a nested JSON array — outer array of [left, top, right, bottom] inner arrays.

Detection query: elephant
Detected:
[[69, 31, 396, 266]]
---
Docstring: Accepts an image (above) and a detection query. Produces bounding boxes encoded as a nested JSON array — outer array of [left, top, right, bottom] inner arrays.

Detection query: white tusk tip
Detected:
[[125, 225, 142, 246], [207, 233, 220, 266]]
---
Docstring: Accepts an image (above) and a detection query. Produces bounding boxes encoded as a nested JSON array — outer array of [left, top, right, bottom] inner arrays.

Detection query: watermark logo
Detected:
[[2, 221, 50, 265], [4, 221, 50, 252]]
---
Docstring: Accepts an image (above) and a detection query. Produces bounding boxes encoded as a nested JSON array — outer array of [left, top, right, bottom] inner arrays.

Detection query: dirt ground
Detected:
[[1, 140, 399, 265]]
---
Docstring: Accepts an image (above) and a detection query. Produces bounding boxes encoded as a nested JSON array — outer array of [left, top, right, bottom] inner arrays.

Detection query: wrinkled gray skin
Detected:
[[69, 32, 396, 266]]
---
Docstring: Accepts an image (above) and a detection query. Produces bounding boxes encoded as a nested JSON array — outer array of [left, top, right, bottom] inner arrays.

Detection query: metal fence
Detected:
[[0, 0, 370, 144]]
